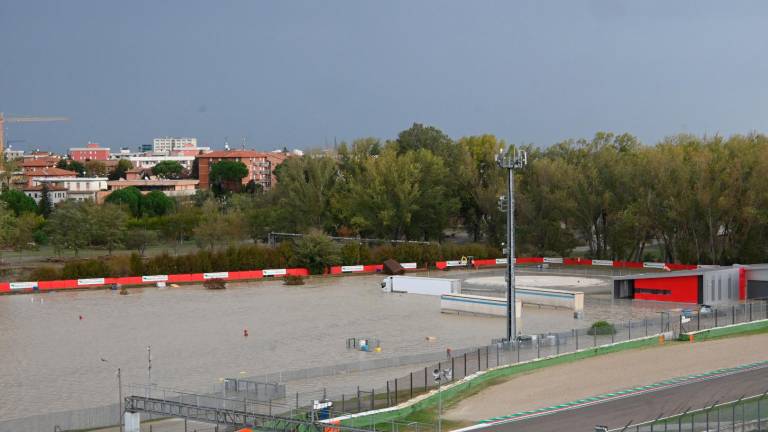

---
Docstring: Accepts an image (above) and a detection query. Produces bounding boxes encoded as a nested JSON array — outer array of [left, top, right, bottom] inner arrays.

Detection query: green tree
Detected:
[[56, 159, 85, 175], [193, 200, 247, 249], [141, 191, 174, 217], [291, 231, 340, 274], [84, 160, 108, 177], [105, 187, 143, 217], [272, 154, 339, 232], [0, 189, 38, 216], [38, 183, 53, 218], [210, 160, 248, 193], [90, 204, 128, 255], [395, 123, 453, 156], [152, 160, 184, 179], [47, 201, 91, 256], [125, 229, 158, 256], [108, 159, 133, 181], [7, 212, 45, 259]]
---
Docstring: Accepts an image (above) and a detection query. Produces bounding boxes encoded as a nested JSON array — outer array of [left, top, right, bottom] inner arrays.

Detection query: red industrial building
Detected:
[[614, 265, 768, 304]]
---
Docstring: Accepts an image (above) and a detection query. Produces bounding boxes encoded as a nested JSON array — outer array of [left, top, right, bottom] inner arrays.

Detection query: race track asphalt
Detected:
[[462, 363, 768, 432]]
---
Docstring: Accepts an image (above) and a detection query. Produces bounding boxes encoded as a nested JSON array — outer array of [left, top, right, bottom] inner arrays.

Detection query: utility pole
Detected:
[[147, 345, 152, 396], [498, 148, 527, 342], [117, 368, 123, 432]]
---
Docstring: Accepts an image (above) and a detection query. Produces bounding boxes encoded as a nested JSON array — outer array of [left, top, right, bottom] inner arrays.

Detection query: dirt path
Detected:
[[444, 333, 768, 422]]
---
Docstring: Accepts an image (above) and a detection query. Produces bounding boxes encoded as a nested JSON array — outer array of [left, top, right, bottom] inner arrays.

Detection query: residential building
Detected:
[[30, 177, 108, 201], [128, 154, 196, 171], [153, 137, 197, 153], [196, 150, 288, 191], [22, 167, 77, 185], [4, 146, 24, 160], [103, 178, 199, 199], [21, 157, 60, 175], [23, 184, 68, 205], [69, 142, 111, 162]]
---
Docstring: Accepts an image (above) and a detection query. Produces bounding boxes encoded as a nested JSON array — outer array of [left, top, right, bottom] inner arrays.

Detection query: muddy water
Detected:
[[0, 270, 667, 420]]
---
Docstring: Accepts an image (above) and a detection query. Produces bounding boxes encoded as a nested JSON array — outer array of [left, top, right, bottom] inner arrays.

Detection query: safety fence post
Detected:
[[410, 372, 413, 399], [464, 353, 467, 377], [395, 378, 398, 406], [575, 329, 579, 351], [645, 318, 648, 336], [486, 346, 489, 369], [477, 348, 481, 371], [628, 320, 632, 340], [386, 381, 390, 406]]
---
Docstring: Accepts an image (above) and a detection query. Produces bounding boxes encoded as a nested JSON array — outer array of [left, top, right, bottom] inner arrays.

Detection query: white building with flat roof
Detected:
[[128, 154, 196, 170], [31, 177, 109, 202], [153, 137, 197, 153]]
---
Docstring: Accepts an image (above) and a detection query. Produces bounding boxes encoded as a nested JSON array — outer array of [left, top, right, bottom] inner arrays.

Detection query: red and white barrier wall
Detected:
[[0, 268, 309, 294], [465, 257, 697, 271], [328, 263, 419, 275], [0, 256, 698, 294]]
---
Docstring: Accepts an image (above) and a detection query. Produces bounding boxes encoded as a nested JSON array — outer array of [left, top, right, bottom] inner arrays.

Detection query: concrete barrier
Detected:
[[441, 294, 521, 320], [516, 287, 584, 316]]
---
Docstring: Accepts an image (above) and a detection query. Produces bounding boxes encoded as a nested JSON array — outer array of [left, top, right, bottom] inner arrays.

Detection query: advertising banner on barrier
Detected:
[[10, 282, 37, 290], [643, 262, 667, 269], [591, 259, 614, 266], [543, 257, 564, 264], [203, 272, 229, 280], [77, 278, 105, 286], [401, 263, 417, 269], [495, 258, 508, 265], [263, 269, 287, 276], [142, 275, 168, 283], [340, 265, 364, 272], [445, 260, 464, 267]]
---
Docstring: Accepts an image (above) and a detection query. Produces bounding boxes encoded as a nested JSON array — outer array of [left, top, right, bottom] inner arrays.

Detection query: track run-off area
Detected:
[[445, 332, 768, 431]]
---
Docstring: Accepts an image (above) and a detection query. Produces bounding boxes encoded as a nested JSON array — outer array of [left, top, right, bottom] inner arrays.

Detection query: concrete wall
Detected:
[[702, 268, 740, 305], [440, 294, 521, 322]]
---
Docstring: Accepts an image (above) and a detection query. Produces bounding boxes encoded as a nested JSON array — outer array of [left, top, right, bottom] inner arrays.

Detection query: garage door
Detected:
[[747, 280, 768, 299]]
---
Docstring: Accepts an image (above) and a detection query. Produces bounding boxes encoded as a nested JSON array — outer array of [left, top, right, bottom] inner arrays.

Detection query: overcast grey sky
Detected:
[[1, 1, 766, 152]]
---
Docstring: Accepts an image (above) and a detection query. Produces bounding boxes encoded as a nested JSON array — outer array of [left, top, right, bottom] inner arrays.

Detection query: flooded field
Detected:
[[0, 268, 677, 420]]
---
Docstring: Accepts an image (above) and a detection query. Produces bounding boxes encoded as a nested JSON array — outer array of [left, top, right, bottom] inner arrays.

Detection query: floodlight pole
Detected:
[[498, 149, 527, 342]]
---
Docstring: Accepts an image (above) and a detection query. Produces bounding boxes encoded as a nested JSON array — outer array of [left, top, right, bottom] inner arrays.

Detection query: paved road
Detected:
[[461, 363, 768, 432]]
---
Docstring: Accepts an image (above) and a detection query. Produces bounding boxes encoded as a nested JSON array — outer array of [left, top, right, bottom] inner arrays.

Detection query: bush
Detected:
[[283, 275, 305, 285], [203, 278, 227, 290], [291, 231, 340, 274], [28, 266, 61, 281], [587, 320, 617, 335]]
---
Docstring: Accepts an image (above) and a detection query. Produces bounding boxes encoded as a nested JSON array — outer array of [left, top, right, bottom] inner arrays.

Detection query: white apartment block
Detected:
[[31, 177, 109, 202], [153, 137, 198, 153], [128, 155, 196, 170]]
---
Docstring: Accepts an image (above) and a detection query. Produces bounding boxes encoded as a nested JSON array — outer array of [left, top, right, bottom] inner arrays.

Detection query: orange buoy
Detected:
[[79, 315, 83, 320]]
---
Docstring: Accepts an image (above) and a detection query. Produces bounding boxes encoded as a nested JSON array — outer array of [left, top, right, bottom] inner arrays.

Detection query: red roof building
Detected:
[[196, 150, 288, 191], [69, 142, 111, 162]]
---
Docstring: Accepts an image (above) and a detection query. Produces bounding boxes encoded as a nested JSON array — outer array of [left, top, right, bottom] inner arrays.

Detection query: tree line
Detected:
[[2, 123, 768, 267]]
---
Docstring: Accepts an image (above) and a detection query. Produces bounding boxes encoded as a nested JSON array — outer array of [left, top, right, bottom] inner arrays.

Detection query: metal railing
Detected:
[[610, 390, 768, 431]]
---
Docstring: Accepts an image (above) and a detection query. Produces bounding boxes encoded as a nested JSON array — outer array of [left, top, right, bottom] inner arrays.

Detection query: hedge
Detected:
[[27, 242, 501, 280]]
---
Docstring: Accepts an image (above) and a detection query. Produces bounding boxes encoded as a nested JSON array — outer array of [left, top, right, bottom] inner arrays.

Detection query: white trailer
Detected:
[[381, 276, 461, 296]]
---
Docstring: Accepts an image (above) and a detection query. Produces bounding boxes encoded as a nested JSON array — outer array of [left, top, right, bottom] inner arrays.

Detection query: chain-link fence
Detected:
[[679, 301, 768, 334], [610, 390, 768, 432]]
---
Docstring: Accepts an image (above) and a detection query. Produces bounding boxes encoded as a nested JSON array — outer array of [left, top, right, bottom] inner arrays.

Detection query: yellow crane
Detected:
[[0, 112, 69, 157]]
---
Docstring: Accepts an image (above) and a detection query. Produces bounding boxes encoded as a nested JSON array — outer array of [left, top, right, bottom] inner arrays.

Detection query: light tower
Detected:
[[497, 147, 527, 342]]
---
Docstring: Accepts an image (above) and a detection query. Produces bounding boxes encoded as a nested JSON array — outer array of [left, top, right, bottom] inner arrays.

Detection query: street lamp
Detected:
[[432, 367, 452, 432], [100, 358, 123, 432], [497, 148, 527, 342]]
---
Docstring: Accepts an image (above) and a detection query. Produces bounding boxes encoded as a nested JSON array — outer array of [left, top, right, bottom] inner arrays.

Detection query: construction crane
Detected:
[[0, 112, 69, 157]]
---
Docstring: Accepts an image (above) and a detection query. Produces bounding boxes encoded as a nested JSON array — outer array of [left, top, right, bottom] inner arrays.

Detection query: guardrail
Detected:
[[0, 256, 698, 294]]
